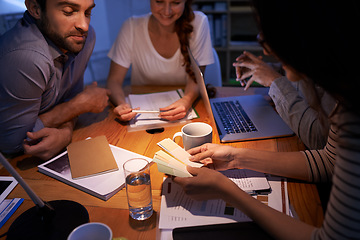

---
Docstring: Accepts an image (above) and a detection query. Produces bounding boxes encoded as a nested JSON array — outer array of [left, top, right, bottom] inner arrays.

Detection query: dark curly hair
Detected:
[[174, 0, 196, 82]]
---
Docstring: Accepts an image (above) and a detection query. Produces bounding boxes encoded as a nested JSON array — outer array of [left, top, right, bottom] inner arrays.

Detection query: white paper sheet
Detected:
[[158, 175, 288, 231], [128, 90, 198, 129]]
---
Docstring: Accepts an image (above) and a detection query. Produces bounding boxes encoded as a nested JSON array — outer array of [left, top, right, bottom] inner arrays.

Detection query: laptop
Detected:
[[189, 49, 293, 142]]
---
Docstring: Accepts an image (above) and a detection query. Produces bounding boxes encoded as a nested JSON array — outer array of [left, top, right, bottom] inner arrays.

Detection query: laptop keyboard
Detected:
[[213, 100, 257, 134]]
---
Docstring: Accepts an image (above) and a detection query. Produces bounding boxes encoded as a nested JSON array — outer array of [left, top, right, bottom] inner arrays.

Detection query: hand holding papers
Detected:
[[153, 138, 203, 177], [154, 150, 192, 177], [157, 138, 203, 168], [127, 90, 198, 131]]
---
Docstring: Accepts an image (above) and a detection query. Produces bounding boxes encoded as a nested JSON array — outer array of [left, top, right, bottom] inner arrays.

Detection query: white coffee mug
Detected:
[[67, 222, 112, 240], [173, 122, 212, 150]]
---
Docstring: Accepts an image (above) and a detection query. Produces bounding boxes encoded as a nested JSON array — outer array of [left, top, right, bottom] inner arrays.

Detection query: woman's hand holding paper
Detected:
[[187, 143, 241, 171], [113, 103, 137, 122], [159, 97, 191, 121]]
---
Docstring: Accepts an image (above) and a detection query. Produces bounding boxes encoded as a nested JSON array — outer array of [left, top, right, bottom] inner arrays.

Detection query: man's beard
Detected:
[[38, 15, 88, 54]]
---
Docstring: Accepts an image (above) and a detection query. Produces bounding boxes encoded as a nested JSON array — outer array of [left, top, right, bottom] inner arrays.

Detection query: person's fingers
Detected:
[[160, 111, 186, 121], [114, 107, 136, 121], [187, 145, 204, 155], [243, 51, 262, 63], [186, 165, 200, 176], [244, 78, 255, 90], [189, 150, 214, 162], [26, 129, 47, 140], [238, 70, 253, 81]]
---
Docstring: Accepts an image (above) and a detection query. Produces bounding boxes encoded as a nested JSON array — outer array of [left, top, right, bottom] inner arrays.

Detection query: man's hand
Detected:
[[77, 82, 111, 113], [23, 125, 72, 160], [39, 82, 110, 128]]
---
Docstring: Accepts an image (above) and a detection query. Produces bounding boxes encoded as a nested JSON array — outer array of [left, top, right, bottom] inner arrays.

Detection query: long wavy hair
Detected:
[[174, 0, 196, 82]]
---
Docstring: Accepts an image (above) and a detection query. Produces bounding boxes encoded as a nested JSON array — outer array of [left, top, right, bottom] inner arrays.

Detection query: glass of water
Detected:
[[123, 158, 153, 220]]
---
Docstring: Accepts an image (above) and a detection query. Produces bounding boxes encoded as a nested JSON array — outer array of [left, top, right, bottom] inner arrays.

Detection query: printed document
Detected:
[[158, 174, 288, 230], [128, 90, 198, 131]]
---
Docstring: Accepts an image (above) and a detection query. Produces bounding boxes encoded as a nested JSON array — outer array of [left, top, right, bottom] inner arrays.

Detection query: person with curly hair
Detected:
[[173, 1, 360, 239], [107, 0, 214, 122]]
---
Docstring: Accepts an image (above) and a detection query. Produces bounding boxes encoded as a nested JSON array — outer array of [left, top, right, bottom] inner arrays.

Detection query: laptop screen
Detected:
[[188, 48, 220, 144], [188, 48, 293, 143]]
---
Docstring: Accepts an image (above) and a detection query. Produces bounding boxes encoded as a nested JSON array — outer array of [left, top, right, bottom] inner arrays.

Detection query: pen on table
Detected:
[[132, 110, 161, 114]]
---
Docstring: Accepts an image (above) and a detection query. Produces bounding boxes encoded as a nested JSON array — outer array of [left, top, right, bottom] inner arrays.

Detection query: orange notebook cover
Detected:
[[67, 136, 118, 179]]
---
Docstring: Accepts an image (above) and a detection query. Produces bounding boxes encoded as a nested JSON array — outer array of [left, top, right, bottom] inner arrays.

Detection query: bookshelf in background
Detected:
[[193, 0, 275, 86]]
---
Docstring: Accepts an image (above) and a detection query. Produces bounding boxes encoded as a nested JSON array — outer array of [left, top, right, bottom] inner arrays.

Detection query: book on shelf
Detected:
[[214, 2, 227, 11], [38, 143, 152, 201], [206, 13, 227, 47], [207, 14, 215, 46], [192, 2, 227, 12]]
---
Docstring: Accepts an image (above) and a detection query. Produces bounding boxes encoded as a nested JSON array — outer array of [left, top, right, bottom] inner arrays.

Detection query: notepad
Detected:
[[67, 136, 119, 179], [154, 138, 203, 177]]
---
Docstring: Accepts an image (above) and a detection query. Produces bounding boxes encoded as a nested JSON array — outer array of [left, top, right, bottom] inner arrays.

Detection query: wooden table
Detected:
[[0, 86, 323, 239]]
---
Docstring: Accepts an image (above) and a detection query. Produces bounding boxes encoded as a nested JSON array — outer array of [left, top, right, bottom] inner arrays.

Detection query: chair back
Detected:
[[204, 48, 222, 87]]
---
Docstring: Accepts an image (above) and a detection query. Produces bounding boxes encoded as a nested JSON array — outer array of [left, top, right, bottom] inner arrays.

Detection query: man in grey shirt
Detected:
[[0, 0, 110, 160]]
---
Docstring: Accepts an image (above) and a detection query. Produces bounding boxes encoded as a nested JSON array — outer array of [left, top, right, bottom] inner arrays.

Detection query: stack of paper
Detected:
[[158, 175, 287, 237], [153, 138, 203, 177], [127, 90, 198, 131]]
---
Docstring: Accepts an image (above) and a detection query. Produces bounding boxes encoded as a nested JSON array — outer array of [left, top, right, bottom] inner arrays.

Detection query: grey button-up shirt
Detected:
[[0, 11, 95, 154]]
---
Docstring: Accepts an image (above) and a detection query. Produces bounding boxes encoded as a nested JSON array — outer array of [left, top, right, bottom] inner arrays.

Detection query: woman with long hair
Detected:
[[173, 1, 360, 239], [107, 0, 213, 122]]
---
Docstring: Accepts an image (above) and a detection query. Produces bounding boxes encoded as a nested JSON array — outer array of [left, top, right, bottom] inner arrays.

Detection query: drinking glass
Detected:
[[123, 158, 153, 220]]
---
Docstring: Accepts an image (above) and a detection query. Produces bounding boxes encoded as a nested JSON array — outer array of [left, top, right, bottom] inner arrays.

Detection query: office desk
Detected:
[[0, 86, 323, 239]]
